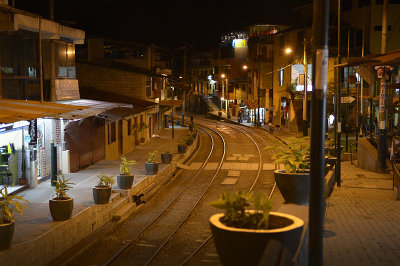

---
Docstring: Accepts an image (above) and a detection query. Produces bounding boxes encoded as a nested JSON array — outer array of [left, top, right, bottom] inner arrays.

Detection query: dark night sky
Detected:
[[14, 0, 304, 50]]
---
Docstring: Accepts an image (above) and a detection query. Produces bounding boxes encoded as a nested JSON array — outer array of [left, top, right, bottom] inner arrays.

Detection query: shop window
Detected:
[[127, 119, 132, 135], [109, 122, 116, 144]]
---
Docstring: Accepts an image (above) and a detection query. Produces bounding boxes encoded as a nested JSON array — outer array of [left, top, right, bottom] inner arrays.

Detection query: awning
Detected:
[[79, 87, 157, 108], [98, 106, 147, 121], [53, 99, 129, 120], [334, 49, 400, 67], [0, 99, 88, 124], [159, 99, 183, 107]]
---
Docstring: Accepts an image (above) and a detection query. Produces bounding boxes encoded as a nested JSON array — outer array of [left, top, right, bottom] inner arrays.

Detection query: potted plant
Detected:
[[185, 134, 194, 146], [161, 150, 173, 164], [140, 122, 148, 143], [117, 155, 136, 189], [209, 191, 304, 266], [265, 137, 310, 205], [0, 186, 29, 251], [93, 174, 115, 204], [177, 136, 187, 154], [145, 151, 159, 175], [49, 175, 75, 221], [227, 111, 231, 119]]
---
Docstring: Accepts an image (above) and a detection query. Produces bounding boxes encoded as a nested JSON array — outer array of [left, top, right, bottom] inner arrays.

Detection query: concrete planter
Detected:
[[49, 198, 74, 221], [210, 211, 304, 266], [274, 170, 310, 205], [117, 174, 134, 189], [178, 144, 187, 154], [0, 222, 14, 251], [325, 156, 337, 171], [145, 162, 159, 175], [161, 153, 172, 164], [93, 186, 112, 204]]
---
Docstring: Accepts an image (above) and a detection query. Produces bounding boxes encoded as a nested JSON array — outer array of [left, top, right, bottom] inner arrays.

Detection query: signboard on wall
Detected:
[[233, 39, 247, 48]]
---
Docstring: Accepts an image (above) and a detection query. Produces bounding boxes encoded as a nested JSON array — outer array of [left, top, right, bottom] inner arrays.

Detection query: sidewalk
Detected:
[[323, 161, 400, 266], [0, 125, 196, 266]]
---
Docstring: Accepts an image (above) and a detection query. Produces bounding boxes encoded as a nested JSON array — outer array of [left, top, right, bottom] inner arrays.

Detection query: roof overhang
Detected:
[[334, 49, 400, 68], [54, 99, 129, 120], [0, 99, 89, 124], [0, 12, 85, 43]]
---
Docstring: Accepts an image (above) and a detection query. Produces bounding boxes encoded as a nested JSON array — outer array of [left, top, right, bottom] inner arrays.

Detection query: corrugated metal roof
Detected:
[[79, 87, 157, 108], [98, 106, 147, 120], [0, 99, 88, 124], [53, 99, 129, 119]]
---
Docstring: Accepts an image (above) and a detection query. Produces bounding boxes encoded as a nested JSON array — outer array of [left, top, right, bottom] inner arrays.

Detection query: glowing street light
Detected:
[[284, 47, 293, 54]]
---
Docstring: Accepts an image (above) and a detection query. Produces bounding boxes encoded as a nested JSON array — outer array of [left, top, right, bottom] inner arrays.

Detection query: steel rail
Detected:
[[179, 119, 269, 266], [143, 123, 226, 266], [104, 124, 225, 266], [180, 119, 291, 265], [103, 125, 221, 266]]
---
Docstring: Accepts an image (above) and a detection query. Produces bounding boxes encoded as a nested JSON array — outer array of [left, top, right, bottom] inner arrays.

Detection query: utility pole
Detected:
[[346, 29, 350, 152], [377, 0, 388, 172], [335, 0, 342, 187], [309, 0, 329, 265], [303, 37, 308, 136], [257, 65, 261, 127], [49, 0, 56, 102], [182, 45, 186, 127]]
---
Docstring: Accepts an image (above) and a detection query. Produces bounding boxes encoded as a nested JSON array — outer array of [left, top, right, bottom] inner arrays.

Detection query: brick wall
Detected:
[[76, 62, 147, 99]]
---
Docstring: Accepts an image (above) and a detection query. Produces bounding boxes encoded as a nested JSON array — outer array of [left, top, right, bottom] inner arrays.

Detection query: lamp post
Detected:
[[303, 38, 309, 136], [221, 74, 226, 112]]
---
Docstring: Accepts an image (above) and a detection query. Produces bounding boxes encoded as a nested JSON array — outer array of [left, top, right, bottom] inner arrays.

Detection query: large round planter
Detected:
[[93, 186, 112, 204], [186, 137, 194, 146], [325, 156, 337, 172], [210, 211, 304, 266], [145, 162, 159, 175], [0, 222, 14, 251], [178, 144, 187, 154], [274, 170, 310, 205], [117, 174, 134, 189], [161, 153, 172, 164], [49, 198, 74, 221]]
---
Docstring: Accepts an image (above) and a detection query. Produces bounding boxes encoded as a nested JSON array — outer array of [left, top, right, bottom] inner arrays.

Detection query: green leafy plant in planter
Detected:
[[185, 134, 194, 146], [145, 150, 159, 175], [93, 174, 115, 204], [0, 186, 29, 250], [209, 190, 304, 266], [161, 150, 173, 164], [117, 155, 136, 189], [178, 135, 187, 154], [265, 137, 311, 205], [49, 175, 75, 221]]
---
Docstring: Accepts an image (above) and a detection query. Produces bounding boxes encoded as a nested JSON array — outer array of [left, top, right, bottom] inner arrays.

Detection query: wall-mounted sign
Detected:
[[233, 39, 247, 48]]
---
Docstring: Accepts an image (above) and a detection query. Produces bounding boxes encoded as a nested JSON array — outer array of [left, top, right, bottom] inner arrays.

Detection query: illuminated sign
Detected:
[[233, 39, 247, 48]]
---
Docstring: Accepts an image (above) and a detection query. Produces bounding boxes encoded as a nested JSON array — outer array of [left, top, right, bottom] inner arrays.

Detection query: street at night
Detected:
[[1, 0, 400, 265]]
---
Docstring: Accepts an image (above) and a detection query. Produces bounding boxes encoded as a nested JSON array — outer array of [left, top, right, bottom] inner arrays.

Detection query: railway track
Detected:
[[66, 117, 288, 266]]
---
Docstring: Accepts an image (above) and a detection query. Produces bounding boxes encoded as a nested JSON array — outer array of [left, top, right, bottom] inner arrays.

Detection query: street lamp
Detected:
[[221, 74, 228, 112], [242, 63, 261, 127]]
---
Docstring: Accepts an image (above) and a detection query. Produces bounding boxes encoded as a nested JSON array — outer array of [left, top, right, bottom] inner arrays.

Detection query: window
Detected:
[[109, 122, 116, 144], [374, 25, 392, 31], [55, 42, 76, 78], [127, 119, 132, 135], [279, 36, 284, 56], [279, 67, 284, 86], [359, 0, 370, 7], [376, 0, 400, 4]]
